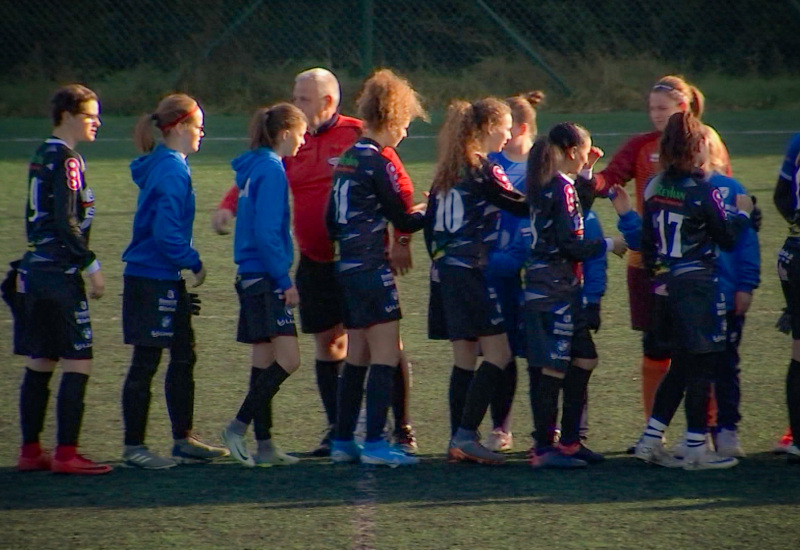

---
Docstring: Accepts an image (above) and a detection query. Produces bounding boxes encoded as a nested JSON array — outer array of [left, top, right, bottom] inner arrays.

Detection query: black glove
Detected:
[[188, 292, 201, 316], [584, 302, 601, 332], [777, 307, 792, 335], [750, 195, 762, 233]]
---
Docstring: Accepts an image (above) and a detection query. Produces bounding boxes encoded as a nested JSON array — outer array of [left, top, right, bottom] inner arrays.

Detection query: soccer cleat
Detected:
[[360, 440, 419, 467], [122, 446, 177, 470], [529, 447, 587, 469], [18, 449, 53, 472], [484, 428, 513, 453], [634, 437, 682, 468], [52, 453, 113, 475], [331, 440, 362, 464], [393, 424, 419, 455], [714, 428, 745, 458], [681, 444, 739, 470], [557, 441, 605, 464], [449, 438, 506, 465], [255, 440, 299, 467], [773, 428, 793, 454], [171, 435, 230, 464], [312, 426, 334, 457], [221, 427, 255, 467], [673, 433, 715, 460]]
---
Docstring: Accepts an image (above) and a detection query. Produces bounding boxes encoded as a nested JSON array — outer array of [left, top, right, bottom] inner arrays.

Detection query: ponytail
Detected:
[[651, 75, 705, 120], [248, 103, 307, 150], [133, 93, 200, 153], [526, 122, 589, 207], [506, 90, 545, 137], [660, 111, 704, 174]]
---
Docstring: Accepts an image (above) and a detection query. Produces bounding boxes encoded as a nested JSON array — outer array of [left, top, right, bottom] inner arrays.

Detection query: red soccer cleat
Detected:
[[774, 428, 794, 454], [52, 453, 113, 475], [17, 449, 53, 472]]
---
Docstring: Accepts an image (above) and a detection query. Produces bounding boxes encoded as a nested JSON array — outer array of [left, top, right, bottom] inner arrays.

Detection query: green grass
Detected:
[[1, 112, 800, 549]]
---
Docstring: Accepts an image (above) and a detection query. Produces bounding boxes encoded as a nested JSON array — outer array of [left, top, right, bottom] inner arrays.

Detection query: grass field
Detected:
[[1, 110, 800, 549]]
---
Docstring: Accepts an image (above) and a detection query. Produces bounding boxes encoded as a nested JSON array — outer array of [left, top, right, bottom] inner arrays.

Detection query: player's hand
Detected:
[[610, 235, 628, 257], [735, 194, 754, 215], [191, 265, 207, 288], [88, 270, 105, 299], [211, 208, 235, 235], [750, 195, 762, 232], [734, 291, 752, 316], [584, 302, 601, 332], [777, 308, 792, 334], [187, 292, 202, 315], [585, 146, 604, 170], [410, 202, 427, 215], [609, 185, 632, 216], [284, 286, 300, 308], [390, 240, 413, 276]]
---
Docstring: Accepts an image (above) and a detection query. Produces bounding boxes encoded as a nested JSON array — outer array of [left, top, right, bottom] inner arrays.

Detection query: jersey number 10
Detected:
[[433, 189, 465, 233]]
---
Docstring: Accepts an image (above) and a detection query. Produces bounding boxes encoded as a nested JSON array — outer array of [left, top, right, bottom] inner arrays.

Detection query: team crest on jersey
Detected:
[[491, 165, 513, 191], [711, 187, 726, 216], [563, 183, 577, 215], [386, 162, 400, 192], [65, 158, 81, 191]]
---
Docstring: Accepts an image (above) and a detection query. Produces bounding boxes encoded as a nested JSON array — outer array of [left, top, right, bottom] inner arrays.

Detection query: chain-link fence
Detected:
[[2, 0, 799, 113]]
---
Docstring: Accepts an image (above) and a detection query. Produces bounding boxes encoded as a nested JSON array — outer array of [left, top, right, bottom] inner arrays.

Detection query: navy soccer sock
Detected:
[[56, 372, 89, 447], [335, 363, 368, 441], [365, 364, 397, 443], [20, 368, 53, 445], [460, 361, 504, 432], [315, 359, 342, 427], [449, 366, 475, 437]]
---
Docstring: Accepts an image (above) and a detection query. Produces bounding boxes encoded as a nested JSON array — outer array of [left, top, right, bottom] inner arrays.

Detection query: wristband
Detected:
[[604, 237, 614, 252], [85, 259, 101, 275]]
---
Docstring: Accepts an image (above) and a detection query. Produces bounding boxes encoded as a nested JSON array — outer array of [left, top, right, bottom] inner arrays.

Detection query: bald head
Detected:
[[293, 68, 341, 131]]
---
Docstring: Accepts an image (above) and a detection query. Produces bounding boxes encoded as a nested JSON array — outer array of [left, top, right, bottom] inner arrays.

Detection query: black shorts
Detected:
[[338, 265, 401, 330], [429, 262, 505, 341], [21, 264, 92, 360], [236, 274, 297, 343], [642, 290, 674, 360], [525, 300, 574, 373], [779, 238, 800, 339], [571, 306, 598, 361], [123, 275, 193, 349], [2, 259, 28, 356], [666, 275, 726, 354], [295, 255, 343, 334]]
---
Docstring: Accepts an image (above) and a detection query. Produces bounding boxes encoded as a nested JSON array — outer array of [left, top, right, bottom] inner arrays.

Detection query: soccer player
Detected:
[[524, 123, 625, 469], [211, 69, 419, 455], [120, 93, 228, 469], [589, 76, 730, 428], [633, 112, 752, 470], [483, 91, 544, 453], [774, 132, 800, 462], [426, 97, 529, 465], [220, 103, 308, 467], [16, 84, 111, 475], [326, 69, 427, 467]]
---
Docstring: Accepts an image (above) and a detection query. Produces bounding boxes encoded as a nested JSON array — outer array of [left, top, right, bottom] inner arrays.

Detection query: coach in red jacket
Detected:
[[212, 68, 417, 455]]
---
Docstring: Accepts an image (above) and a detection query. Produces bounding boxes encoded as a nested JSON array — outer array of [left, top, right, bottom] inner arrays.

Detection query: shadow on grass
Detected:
[[2, 452, 799, 512]]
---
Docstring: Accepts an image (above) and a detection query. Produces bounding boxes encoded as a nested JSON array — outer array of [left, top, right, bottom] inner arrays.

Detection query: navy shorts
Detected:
[[338, 264, 401, 330], [236, 274, 297, 343], [295, 255, 343, 334], [2, 259, 28, 356], [571, 306, 598, 361], [21, 264, 92, 360], [642, 290, 674, 360], [429, 262, 505, 341], [123, 275, 193, 349], [779, 238, 800, 339], [666, 275, 726, 354], [525, 300, 574, 373]]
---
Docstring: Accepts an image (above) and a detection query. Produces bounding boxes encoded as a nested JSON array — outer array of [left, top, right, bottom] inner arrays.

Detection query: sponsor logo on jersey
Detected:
[[150, 330, 174, 338], [649, 152, 659, 164], [711, 187, 726, 217], [161, 316, 172, 328], [386, 162, 400, 192], [167, 290, 175, 299], [491, 165, 514, 191], [384, 303, 400, 314], [563, 183, 577, 215], [80, 301, 88, 310], [82, 327, 93, 341], [65, 158, 81, 191]]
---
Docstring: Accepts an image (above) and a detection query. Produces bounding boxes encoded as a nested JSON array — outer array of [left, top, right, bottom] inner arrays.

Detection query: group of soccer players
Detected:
[[6, 67, 799, 474]]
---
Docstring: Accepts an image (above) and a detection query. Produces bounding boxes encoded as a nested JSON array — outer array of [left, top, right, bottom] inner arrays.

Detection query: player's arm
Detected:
[[253, 167, 293, 290], [219, 184, 239, 214], [153, 173, 203, 273], [481, 163, 528, 217], [52, 156, 98, 272], [553, 184, 608, 262], [700, 184, 751, 252], [487, 217, 531, 279], [582, 212, 607, 304], [640, 201, 657, 276], [590, 135, 640, 194], [374, 159, 426, 233]]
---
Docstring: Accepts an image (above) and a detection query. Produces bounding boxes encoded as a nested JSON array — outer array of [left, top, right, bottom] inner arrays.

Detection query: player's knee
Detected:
[[128, 346, 161, 382]]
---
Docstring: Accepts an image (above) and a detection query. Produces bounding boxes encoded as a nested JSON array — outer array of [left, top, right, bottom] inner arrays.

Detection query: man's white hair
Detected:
[[295, 68, 341, 108]]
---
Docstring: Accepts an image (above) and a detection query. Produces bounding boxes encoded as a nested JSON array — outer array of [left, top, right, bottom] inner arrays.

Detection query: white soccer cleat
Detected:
[[221, 427, 255, 467], [682, 443, 739, 470], [484, 428, 513, 452], [634, 436, 682, 468], [714, 428, 745, 458]]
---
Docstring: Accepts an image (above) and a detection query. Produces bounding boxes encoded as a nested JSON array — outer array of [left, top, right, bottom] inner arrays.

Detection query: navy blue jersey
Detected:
[[525, 174, 606, 308], [641, 171, 749, 279], [25, 137, 96, 270], [327, 138, 424, 274], [774, 133, 800, 235], [424, 159, 527, 269]]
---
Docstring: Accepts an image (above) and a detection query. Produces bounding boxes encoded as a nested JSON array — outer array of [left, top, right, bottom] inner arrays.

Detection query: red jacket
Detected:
[[219, 114, 415, 263]]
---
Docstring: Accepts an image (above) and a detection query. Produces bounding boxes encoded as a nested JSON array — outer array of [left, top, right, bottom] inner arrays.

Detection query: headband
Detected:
[[157, 104, 199, 131], [652, 83, 687, 103]]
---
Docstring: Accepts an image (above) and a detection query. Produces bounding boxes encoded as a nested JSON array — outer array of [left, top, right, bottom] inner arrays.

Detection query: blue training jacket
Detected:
[[582, 209, 607, 305], [232, 147, 293, 290], [123, 144, 202, 280]]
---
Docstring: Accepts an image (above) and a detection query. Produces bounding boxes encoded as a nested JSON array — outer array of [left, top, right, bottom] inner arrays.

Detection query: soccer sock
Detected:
[[786, 359, 800, 442], [560, 366, 592, 445], [251, 361, 291, 442], [685, 430, 707, 451], [684, 353, 715, 435], [448, 366, 474, 437], [490, 359, 517, 431], [391, 361, 409, 427], [532, 373, 561, 450], [527, 365, 542, 440], [315, 359, 342, 427], [165, 348, 196, 441], [365, 364, 397, 442], [650, 355, 688, 428], [56, 372, 89, 447], [460, 361, 504, 432], [335, 363, 368, 441], [579, 390, 590, 441], [122, 346, 162, 446], [234, 367, 266, 426], [642, 356, 670, 420], [643, 417, 668, 441], [19, 368, 53, 445]]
